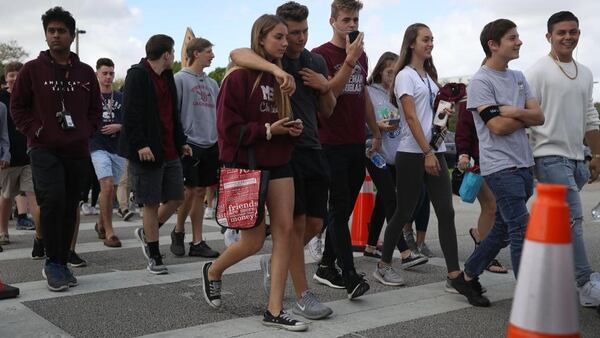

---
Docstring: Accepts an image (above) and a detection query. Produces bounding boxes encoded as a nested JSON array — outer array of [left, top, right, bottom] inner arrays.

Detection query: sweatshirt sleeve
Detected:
[[86, 66, 102, 137], [217, 70, 267, 147], [0, 103, 10, 163], [122, 68, 150, 152], [585, 79, 600, 132], [9, 63, 43, 138], [455, 101, 475, 157]]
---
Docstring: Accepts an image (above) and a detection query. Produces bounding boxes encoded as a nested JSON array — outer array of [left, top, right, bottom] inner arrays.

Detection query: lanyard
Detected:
[[51, 56, 72, 111], [410, 66, 434, 110]]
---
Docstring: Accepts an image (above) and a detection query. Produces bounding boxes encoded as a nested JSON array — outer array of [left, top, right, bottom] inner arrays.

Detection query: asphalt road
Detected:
[[1, 183, 599, 337]]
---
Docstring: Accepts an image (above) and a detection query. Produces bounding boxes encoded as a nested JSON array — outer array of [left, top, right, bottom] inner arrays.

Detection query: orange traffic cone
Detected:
[[0, 279, 19, 300], [507, 184, 579, 338], [351, 171, 375, 251]]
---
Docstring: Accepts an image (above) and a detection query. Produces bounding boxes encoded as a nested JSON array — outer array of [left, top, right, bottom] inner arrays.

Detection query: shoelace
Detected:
[[302, 291, 319, 308], [209, 280, 221, 296], [278, 311, 296, 323]]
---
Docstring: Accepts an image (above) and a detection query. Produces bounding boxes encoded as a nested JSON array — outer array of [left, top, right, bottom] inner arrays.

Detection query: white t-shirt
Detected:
[[526, 55, 599, 160], [394, 66, 445, 153]]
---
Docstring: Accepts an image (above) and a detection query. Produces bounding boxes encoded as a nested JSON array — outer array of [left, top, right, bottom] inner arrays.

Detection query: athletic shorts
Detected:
[[130, 159, 184, 205], [290, 148, 330, 218], [182, 144, 219, 187]]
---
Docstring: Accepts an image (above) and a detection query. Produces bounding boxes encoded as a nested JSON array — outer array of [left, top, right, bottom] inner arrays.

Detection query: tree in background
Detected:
[[208, 67, 225, 86], [0, 40, 29, 77]]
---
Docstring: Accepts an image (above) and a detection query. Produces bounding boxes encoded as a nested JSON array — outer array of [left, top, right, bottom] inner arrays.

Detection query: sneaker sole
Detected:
[[68, 262, 87, 268], [31, 255, 45, 260], [202, 262, 221, 309], [372, 271, 405, 286], [312, 274, 345, 289], [134, 228, 149, 259], [147, 267, 169, 275], [348, 281, 370, 300], [262, 321, 308, 332], [123, 212, 135, 221], [401, 257, 429, 269]]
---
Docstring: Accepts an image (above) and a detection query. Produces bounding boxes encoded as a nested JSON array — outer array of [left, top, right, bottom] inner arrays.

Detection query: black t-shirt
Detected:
[[282, 50, 329, 149], [0, 89, 29, 166], [90, 91, 123, 153]]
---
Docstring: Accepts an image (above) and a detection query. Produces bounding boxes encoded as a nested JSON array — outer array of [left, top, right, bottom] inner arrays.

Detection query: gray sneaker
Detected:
[[417, 242, 435, 258], [134, 227, 149, 259], [373, 264, 405, 286], [403, 230, 417, 251], [147, 256, 168, 275], [260, 255, 271, 297], [292, 290, 333, 320]]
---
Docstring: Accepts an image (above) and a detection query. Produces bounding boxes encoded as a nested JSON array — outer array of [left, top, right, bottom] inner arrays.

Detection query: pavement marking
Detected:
[[0, 302, 73, 338], [141, 271, 515, 338]]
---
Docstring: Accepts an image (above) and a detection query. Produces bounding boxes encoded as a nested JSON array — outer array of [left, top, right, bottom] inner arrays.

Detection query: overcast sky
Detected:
[[1, 0, 598, 100]]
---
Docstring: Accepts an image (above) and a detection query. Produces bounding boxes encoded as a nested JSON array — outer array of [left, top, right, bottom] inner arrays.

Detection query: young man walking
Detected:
[[459, 19, 544, 291], [91, 58, 125, 248], [0, 62, 41, 251], [230, 1, 336, 318], [526, 11, 600, 307], [10, 7, 102, 291], [311, 0, 381, 299], [171, 37, 220, 258], [121, 34, 191, 274]]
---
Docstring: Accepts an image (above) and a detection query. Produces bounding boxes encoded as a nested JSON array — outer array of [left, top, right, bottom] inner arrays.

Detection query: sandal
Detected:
[[486, 259, 508, 274], [94, 223, 106, 240], [468, 228, 480, 249]]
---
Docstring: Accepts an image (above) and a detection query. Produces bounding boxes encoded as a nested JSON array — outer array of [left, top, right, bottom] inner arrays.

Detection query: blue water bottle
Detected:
[[367, 150, 386, 169]]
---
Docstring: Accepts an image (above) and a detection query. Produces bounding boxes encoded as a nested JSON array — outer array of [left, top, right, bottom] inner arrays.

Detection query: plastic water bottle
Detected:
[[592, 202, 600, 223], [367, 150, 386, 169]]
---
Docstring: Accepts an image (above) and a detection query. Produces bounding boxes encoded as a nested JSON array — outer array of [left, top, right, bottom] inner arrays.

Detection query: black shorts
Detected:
[[130, 159, 184, 205], [182, 144, 219, 187], [221, 162, 293, 180], [290, 148, 330, 218]]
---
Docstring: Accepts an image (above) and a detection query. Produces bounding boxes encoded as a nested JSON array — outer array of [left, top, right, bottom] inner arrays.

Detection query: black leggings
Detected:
[[366, 161, 430, 247], [381, 152, 459, 272]]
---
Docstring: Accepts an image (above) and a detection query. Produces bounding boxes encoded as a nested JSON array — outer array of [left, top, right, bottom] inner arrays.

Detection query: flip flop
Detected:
[[468, 228, 480, 249], [486, 259, 508, 274]]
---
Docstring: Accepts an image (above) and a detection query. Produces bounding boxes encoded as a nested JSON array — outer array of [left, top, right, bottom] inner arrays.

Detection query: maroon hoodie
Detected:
[[217, 68, 294, 167], [10, 51, 101, 158]]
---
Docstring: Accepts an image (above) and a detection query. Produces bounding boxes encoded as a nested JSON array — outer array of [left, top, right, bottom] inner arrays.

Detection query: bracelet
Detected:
[[265, 123, 272, 141], [344, 59, 356, 69]]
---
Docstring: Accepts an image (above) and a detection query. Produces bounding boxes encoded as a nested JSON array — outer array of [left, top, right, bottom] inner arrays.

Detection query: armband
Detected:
[[480, 106, 501, 124]]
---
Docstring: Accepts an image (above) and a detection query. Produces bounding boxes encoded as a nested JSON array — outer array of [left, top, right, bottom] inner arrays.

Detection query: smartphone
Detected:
[[284, 119, 302, 127], [388, 118, 400, 126], [348, 31, 360, 43]]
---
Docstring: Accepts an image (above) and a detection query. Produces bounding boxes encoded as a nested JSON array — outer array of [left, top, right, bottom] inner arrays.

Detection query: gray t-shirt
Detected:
[[467, 65, 534, 176], [282, 50, 329, 149]]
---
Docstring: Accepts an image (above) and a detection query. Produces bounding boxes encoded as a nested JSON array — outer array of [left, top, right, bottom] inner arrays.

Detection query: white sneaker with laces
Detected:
[[224, 229, 240, 247], [306, 233, 323, 262], [204, 207, 215, 219], [578, 272, 600, 307]]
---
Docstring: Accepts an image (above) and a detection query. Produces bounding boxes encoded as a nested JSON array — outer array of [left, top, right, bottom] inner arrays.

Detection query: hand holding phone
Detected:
[[388, 118, 400, 126], [284, 119, 302, 127], [348, 31, 360, 44]]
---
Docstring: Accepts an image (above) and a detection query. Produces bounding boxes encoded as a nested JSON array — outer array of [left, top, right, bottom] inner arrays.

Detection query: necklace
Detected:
[[549, 53, 578, 80]]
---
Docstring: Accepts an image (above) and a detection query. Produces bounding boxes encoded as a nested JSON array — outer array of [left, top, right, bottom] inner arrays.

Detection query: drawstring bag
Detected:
[[215, 126, 270, 230], [459, 171, 483, 203]]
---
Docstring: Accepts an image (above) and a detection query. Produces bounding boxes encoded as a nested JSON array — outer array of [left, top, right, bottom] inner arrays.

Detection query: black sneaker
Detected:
[[262, 310, 308, 332], [363, 250, 382, 259], [147, 255, 168, 275], [313, 264, 345, 289], [32, 237, 45, 260], [400, 252, 429, 269], [189, 241, 219, 258], [60, 265, 78, 287], [344, 270, 370, 300], [202, 261, 222, 308], [448, 272, 491, 307], [118, 208, 135, 221], [0, 280, 19, 299], [170, 230, 185, 256], [68, 250, 87, 267], [0, 244, 2, 252]]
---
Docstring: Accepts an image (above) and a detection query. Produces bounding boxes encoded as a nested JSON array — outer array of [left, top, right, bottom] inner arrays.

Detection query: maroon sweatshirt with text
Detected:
[[10, 51, 101, 158], [217, 68, 294, 167]]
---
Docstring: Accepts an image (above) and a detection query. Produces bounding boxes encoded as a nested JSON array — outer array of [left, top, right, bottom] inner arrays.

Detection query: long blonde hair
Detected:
[[226, 14, 291, 119]]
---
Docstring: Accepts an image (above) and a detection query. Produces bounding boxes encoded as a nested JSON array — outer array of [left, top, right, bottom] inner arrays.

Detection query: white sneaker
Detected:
[[204, 207, 215, 219], [306, 233, 323, 262], [578, 272, 600, 307], [224, 229, 240, 247], [81, 203, 94, 215]]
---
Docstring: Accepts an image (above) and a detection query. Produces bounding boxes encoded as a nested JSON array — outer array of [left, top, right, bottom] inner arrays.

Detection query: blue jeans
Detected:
[[464, 167, 533, 278], [534, 156, 592, 287]]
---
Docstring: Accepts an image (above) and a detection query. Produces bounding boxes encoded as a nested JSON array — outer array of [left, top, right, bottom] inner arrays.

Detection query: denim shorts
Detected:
[[91, 150, 125, 181]]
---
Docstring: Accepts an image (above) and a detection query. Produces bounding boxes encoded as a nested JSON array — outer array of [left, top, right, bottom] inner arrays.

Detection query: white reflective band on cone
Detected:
[[361, 180, 373, 193], [509, 240, 579, 335]]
